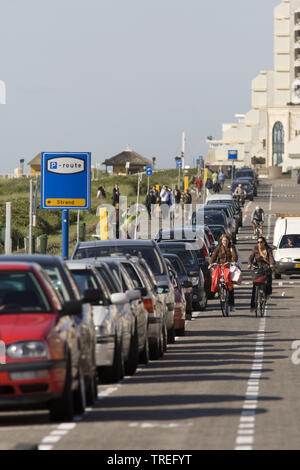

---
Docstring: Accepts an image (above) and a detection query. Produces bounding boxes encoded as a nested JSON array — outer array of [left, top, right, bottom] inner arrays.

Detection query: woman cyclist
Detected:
[[248, 236, 275, 311], [209, 234, 238, 311]]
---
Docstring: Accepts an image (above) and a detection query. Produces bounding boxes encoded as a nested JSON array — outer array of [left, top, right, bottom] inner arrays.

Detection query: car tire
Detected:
[[86, 369, 98, 406], [125, 323, 139, 376], [167, 326, 175, 344], [149, 325, 164, 360], [274, 273, 282, 279], [49, 358, 74, 422], [139, 332, 150, 365], [199, 290, 208, 311], [99, 335, 124, 384], [73, 363, 86, 415]]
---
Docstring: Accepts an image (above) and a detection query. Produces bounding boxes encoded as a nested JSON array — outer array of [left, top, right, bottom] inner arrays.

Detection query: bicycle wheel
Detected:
[[258, 286, 266, 318], [220, 285, 229, 317], [254, 285, 259, 317]]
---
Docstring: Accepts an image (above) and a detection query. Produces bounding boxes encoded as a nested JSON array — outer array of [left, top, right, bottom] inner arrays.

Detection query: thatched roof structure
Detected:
[[103, 149, 151, 174]]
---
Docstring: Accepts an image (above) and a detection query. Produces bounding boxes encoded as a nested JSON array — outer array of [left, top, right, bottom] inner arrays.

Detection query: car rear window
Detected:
[[0, 271, 53, 314], [159, 246, 196, 268], [69, 270, 99, 294], [74, 245, 166, 276]]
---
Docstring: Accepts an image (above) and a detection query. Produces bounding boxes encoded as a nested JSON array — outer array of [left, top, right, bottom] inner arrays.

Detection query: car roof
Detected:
[[0, 254, 64, 267], [73, 240, 156, 248]]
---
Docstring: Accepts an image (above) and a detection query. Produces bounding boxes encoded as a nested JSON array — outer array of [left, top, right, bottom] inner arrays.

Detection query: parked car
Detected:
[[66, 260, 128, 384], [206, 224, 228, 245], [162, 253, 193, 319], [192, 207, 232, 238], [272, 217, 300, 278], [71, 240, 176, 347], [164, 259, 186, 336], [157, 241, 207, 311], [155, 226, 213, 299], [235, 167, 258, 186], [234, 176, 257, 196], [203, 204, 238, 242], [0, 254, 97, 408], [231, 179, 254, 201], [206, 197, 243, 229], [0, 261, 86, 422]]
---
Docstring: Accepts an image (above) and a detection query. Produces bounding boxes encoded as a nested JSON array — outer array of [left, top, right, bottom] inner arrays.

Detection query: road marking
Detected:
[[235, 315, 267, 451]]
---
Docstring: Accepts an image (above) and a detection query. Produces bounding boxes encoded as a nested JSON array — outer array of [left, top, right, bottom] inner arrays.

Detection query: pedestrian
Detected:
[[212, 170, 218, 184], [195, 176, 203, 198], [174, 187, 182, 204], [213, 180, 221, 193], [97, 185, 106, 199], [112, 184, 120, 207], [160, 185, 171, 206], [145, 190, 156, 217], [152, 185, 160, 203], [218, 170, 225, 190]]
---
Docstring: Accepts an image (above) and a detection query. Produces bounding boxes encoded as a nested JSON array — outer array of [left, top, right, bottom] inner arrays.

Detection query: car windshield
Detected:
[[0, 271, 53, 314], [159, 246, 196, 268], [236, 171, 254, 178], [74, 245, 166, 276], [279, 235, 300, 249]]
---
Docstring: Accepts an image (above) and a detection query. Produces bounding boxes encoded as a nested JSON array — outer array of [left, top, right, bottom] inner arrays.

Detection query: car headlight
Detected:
[[6, 341, 48, 359], [280, 258, 292, 263]]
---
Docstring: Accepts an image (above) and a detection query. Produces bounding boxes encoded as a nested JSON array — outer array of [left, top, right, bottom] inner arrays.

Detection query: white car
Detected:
[[66, 260, 133, 384], [272, 217, 300, 279]]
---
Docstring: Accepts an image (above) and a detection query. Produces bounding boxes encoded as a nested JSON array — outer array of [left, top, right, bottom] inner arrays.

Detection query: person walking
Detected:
[[112, 184, 120, 207], [209, 234, 238, 311], [97, 185, 106, 199], [218, 170, 225, 190], [145, 190, 157, 217], [248, 236, 275, 310], [195, 176, 203, 198]]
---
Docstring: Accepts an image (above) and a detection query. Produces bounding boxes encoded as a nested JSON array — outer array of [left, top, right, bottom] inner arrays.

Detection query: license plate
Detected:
[[296, 264, 300, 268]]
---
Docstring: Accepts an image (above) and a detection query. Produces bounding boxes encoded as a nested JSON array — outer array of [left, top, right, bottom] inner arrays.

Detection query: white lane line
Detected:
[[234, 315, 267, 451]]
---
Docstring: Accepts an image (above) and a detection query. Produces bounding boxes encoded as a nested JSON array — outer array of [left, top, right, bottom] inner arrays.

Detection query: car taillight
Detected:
[[143, 298, 154, 313], [202, 244, 209, 258]]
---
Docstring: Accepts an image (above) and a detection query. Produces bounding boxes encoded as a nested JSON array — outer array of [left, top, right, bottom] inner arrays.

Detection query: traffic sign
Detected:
[[177, 159, 183, 169], [146, 165, 153, 176], [228, 150, 238, 160], [41, 152, 91, 210]]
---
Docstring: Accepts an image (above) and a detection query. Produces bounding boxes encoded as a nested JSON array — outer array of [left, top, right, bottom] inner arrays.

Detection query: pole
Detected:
[[29, 179, 33, 254], [77, 210, 80, 243], [181, 132, 185, 169], [5, 202, 12, 254], [135, 173, 141, 239], [62, 209, 69, 259]]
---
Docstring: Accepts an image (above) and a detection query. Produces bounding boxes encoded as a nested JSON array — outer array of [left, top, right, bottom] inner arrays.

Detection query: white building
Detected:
[[208, 0, 300, 172]]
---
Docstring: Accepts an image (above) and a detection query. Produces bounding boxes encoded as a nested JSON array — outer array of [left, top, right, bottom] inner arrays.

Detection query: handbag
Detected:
[[230, 265, 243, 285]]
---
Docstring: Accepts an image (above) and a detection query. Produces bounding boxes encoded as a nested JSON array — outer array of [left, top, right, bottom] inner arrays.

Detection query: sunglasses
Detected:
[[258, 241, 264, 244]]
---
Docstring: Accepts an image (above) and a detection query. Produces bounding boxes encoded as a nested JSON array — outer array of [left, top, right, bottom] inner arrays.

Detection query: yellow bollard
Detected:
[[184, 176, 189, 192], [100, 207, 108, 240]]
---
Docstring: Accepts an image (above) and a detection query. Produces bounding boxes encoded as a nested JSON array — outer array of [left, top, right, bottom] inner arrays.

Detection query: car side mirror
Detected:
[[83, 289, 102, 305], [62, 299, 82, 317], [138, 286, 148, 297]]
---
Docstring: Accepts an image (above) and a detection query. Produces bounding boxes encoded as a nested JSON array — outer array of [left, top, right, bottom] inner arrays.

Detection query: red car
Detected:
[[0, 262, 86, 421]]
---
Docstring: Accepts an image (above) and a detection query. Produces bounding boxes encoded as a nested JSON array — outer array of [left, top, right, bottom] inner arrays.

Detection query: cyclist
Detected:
[[209, 234, 238, 311], [233, 184, 246, 207], [251, 206, 265, 236], [247, 236, 275, 311]]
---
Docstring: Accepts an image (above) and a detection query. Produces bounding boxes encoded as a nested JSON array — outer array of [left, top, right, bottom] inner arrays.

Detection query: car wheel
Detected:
[[139, 332, 150, 365], [274, 273, 282, 280], [98, 336, 124, 384], [167, 325, 175, 344], [86, 369, 98, 406], [49, 358, 74, 422], [149, 324, 164, 360], [199, 291, 208, 311], [73, 363, 86, 415], [125, 323, 139, 376]]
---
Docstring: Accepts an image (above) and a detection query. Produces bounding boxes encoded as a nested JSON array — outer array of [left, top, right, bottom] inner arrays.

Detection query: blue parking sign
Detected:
[[177, 159, 182, 169], [228, 150, 238, 160], [146, 165, 153, 176], [41, 152, 91, 210]]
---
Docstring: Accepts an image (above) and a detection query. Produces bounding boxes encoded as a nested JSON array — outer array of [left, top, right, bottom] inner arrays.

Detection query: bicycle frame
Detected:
[[211, 263, 234, 317]]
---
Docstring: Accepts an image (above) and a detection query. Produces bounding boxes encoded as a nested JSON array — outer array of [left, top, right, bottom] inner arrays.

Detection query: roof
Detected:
[[103, 149, 152, 167], [0, 254, 63, 266]]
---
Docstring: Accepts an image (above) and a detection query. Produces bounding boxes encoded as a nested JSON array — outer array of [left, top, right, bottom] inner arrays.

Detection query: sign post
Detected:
[[177, 159, 182, 189], [228, 150, 238, 182], [41, 152, 91, 259]]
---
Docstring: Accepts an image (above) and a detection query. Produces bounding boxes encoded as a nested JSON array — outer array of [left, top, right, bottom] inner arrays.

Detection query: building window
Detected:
[[272, 122, 284, 166]]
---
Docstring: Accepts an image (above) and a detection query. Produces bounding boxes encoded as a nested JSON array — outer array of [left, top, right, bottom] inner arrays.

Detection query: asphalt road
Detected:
[[2, 177, 300, 452]]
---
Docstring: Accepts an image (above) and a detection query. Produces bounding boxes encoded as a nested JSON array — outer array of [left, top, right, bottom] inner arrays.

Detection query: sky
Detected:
[[0, 0, 280, 173]]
